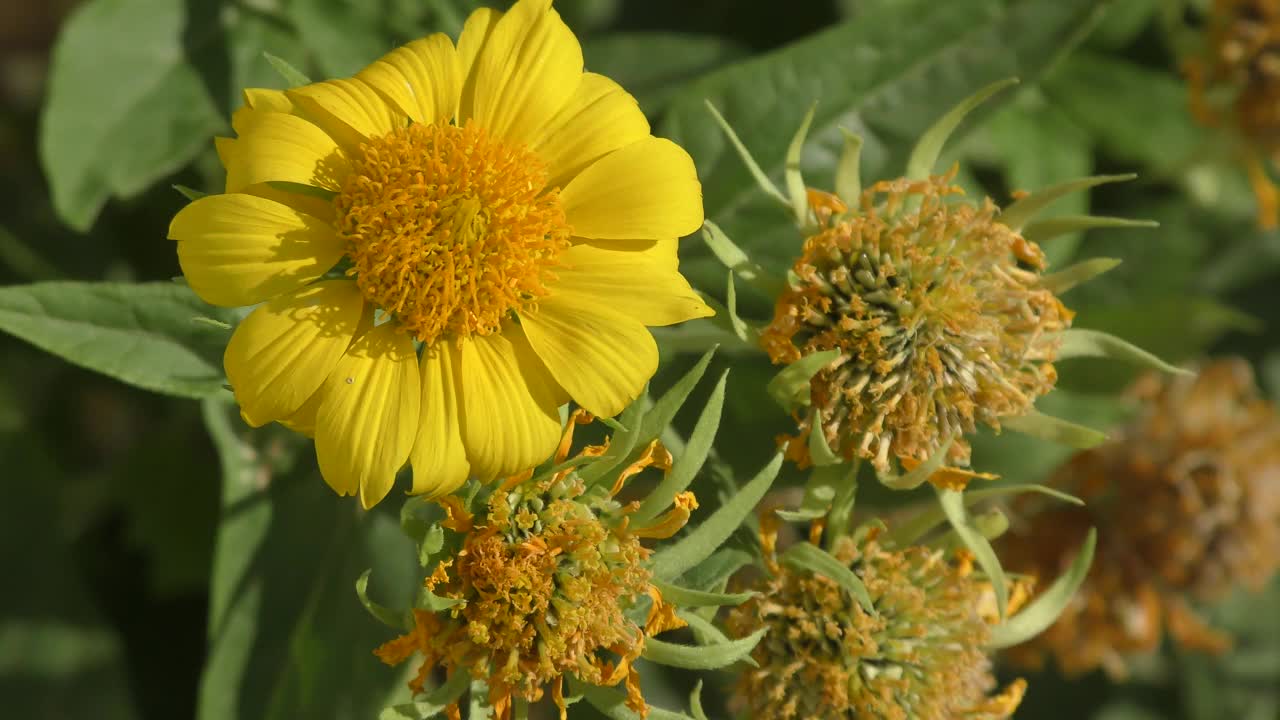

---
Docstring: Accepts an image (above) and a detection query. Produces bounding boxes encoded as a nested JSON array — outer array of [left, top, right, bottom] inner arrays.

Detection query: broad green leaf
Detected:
[[1058, 328, 1192, 375], [652, 453, 783, 580], [642, 629, 766, 670], [378, 672, 470, 720], [1038, 257, 1122, 294], [766, 349, 840, 412], [632, 370, 727, 525], [937, 487, 1009, 618], [988, 529, 1096, 648], [779, 542, 875, 615], [1002, 408, 1108, 448], [581, 33, 748, 114], [906, 78, 1018, 181], [0, 282, 237, 400], [652, 580, 754, 608]]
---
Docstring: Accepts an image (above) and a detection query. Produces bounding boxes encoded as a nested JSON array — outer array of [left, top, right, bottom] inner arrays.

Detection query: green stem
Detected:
[[823, 459, 860, 551]]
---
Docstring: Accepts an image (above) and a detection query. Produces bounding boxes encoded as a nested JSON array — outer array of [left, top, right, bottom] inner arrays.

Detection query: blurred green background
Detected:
[[1, 0, 1277, 718]]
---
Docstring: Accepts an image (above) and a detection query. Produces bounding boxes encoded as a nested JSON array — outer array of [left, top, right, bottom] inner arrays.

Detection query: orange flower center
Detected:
[[334, 122, 572, 345]]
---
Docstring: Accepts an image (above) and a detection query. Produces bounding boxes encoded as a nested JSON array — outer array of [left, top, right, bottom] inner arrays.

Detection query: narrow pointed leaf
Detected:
[[1023, 215, 1158, 244], [580, 399, 648, 484], [643, 629, 767, 670], [379, 671, 470, 720], [574, 680, 698, 720], [633, 370, 727, 525], [786, 103, 818, 223], [779, 542, 876, 615], [1057, 328, 1191, 375], [264, 51, 312, 87], [1002, 409, 1107, 449], [1000, 174, 1137, 230], [690, 682, 709, 720], [807, 416, 841, 466], [638, 347, 717, 443], [653, 453, 783, 580], [675, 547, 755, 592], [653, 580, 755, 608], [835, 129, 863, 204], [877, 436, 955, 490], [767, 349, 840, 411], [174, 184, 207, 201], [906, 78, 1018, 180], [724, 272, 755, 343], [1038, 257, 1122, 294], [888, 482, 1083, 547], [356, 570, 411, 630], [701, 220, 786, 297], [676, 609, 735, 646], [937, 487, 1009, 618], [988, 529, 1096, 649], [704, 100, 789, 207], [776, 463, 841, 522]]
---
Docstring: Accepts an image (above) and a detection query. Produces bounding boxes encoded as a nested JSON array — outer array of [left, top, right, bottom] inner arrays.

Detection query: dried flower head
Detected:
[[1188, 0, 1280, 226], [375, 414, 694, 719], [761, 172, 1070, 472], [726, 520, 1028, 720], [1000, 358, 1280, 677]]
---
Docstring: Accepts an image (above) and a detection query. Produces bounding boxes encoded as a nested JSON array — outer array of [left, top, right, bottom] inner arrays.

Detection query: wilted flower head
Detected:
[[1000, 358, 1280, 677], [726, 519, 1028, 720], [761, 172, 1070, 472], [375, 413, 695, 719]]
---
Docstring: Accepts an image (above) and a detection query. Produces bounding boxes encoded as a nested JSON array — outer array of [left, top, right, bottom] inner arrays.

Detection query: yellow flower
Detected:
[[167, 0, 711, 507]]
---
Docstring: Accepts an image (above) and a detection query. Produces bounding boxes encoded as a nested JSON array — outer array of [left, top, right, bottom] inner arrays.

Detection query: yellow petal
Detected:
[[286, 78, 404, 152], [169, 193, 345, 307], [520, 294, 657, 418], [560, 136, 704, 240], [357, 34, 462, 125], [225, 112, 350, 192], [552, 240, 713, 326], [464, 0, 583, 146], [315, 322, 421, 508], [215, 137, 335, 220], [224, 280, 363, 427], [458, 323, 566, 480], [231, 88, 294, 135], [457, 6, 503, 117], [280, 385, 324, 438], [409, 341, 471, 498], [530, 72, 650, 190]]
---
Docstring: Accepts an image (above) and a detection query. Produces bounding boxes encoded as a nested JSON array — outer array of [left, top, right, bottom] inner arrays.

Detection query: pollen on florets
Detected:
[[726, 522, 1028, 720], [761, 171, 1070, 472], [334, 121, 571, 345], [999, 359, 1280, 677]]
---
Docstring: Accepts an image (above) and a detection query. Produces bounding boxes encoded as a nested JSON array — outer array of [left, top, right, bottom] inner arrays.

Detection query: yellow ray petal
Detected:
[[409, 341, 471, 498], [224, 280, 364, 427], [225, 112, 350, 192], [559, 136, 704, 240], [357, 34, 462, 125], [458, 322, 566, 480], [464, 0, 583, 146], [280, 385, 324, 438], [551, 240, 713, 327], [530, 72, 650, 190], [457, 6, 503, 117], [169, 193, 345, 307], [287, 78, 405, 152], [315, 322, 421, 508], [231, 88, 293, 135], [521, 294, 657, 418]]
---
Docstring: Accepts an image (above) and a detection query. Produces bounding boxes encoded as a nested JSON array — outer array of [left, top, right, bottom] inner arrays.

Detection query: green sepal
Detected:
[[938, 508, 1009, 549], [887, 483, 1083, 548], [786, 102, 818, 225], [1039, 257, 1122, 294], [574, 680, 698, 720], [906, 78, 1019, 181], [690, 682, 709, 720], [632, 370, 727, 525], [264, 51, 312, 87], [779, 541, 876, 616], [704, 100, 789, 208], [807, 417, 841, 466], [876, 436, 955, 491], [1002, 408, 1108, 449], [379, 670, 469, 720], [173, 184, 206, 201], [1000, 174, 1137, 231], [835, 129, 864, 206], [652, 453, 784, 581], [653, 579, 755, 608], [356, 569, 412, 630], [643, 629, 766, 670], [701, 220, 786, 297], [414, 585, 462, 613], [775, 463, 841, 522], [937, 487, 1010, 619], [597, 415, 629, 433], [1023, 215, 1158, 245], [400, 494, 447, 547], [767, 349, 840, 412], [988, 529, 1097, 649], [1057, 328, 1191, 375]]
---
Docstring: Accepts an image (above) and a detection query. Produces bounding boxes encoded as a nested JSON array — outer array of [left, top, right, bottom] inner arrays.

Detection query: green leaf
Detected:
[[289, 0, 395, 78], [379, 672, 470, 720], [776, 464, 841, 522], [701, 220, 785, 297], [263, 51, 312, 87], [356, 570, 411, 630], [877, 436, 956, 491], [581, 33, 747, 114], [1002, 408, 1108, 449], [690, 682, 709, 720], [834, 129, 864, 204], [632, 370, 727, 526], [937, 487, 1009, 618], [638, 347, 717, 442], [39, 0, 226, 230], [988, 529, 1096, 648], [999, 174, 1137, 231], [1038, 257, 1122, 294], [807, 416, 841, 467], [1058, 328, 1192, 375], [906, 78, 1018, 181], [574, 681, 697, 720], [652, 453, 783, 580], [174, 184, 208, 201], [887, 482, 1083, 547], [675, 548, 755, 593], [642, 629, 767, 670], [1022, 215, 1159, 245], [702, 100, 789, 208], [0, 282, 238, 400], [785, 103, 818, 222], [579, 399, 647, 485], [652, 580, 755, 608], [779, 542, 876, 615], [766, 349, 840, 412]]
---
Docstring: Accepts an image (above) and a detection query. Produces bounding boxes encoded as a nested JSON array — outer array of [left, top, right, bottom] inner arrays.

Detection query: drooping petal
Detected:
[[463, 0, 583, 147], [521, 295, 657, 419], [357, 34, 462, 125], [315, 322, 421, 508], [458, 323, 566, 480], [287, 78, 405, 152], [224, 280, 364, 427], [169, 193, 345, 307], [409, 341, 471, 498], [559, 136, 704, 240], [550, 240, 713, 326], [225, 112, 350, 192], [529, 72, 650, 190]]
